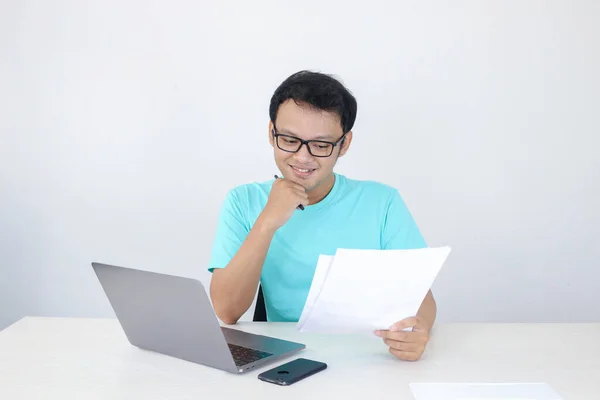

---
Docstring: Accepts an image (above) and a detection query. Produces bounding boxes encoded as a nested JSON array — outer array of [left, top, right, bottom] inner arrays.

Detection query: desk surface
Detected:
[[1, 317, 599, 399]]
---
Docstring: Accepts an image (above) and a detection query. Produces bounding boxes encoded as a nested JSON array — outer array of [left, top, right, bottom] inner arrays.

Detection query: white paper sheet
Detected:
[[409, 382, 564, 400], [297, 246, 451, 333], [297, 254, 333, 328]]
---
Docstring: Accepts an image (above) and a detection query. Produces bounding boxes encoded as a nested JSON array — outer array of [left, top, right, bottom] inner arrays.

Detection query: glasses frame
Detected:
[[271, 127, 347, 158]]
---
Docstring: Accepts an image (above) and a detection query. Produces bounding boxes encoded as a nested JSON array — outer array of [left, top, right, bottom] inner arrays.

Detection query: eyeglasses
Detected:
[[272, 128, 347, 158]]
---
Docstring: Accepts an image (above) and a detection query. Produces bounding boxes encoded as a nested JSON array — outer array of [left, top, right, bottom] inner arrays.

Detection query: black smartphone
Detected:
[[257, 358, 327, 386]]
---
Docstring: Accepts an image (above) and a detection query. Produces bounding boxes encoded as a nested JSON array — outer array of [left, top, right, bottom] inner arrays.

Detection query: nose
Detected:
[[295, 143, 314, 162]]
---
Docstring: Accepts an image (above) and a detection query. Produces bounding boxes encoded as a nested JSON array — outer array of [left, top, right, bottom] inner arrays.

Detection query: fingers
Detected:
[[275, 178, 308, 202], [389, 348, 422, 362], [293, 190, 309, 206], [293, 188, 309, 199], [375, 329, 429, 344], [389, 317, 420, 331], [273, 177, 309, 207], [290, 181, 308, 192], [383, 339, 421, 352], [389, 316, 430, 333], [275, 176, 307, 192], [375, 317, 430, 361]]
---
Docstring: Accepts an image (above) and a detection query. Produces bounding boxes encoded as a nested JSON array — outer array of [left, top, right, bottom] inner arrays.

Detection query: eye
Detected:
[[282, 137, 298, 144]]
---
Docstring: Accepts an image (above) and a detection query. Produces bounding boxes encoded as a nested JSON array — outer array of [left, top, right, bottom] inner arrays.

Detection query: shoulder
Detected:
[[339, 174, 402, 203], [220, 179, 273, 214], [226, 179, 273, 199], [337, 174, 413, 219]]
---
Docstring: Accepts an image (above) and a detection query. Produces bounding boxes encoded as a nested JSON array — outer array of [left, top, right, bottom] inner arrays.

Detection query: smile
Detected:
[[290, 165, 316, 177]]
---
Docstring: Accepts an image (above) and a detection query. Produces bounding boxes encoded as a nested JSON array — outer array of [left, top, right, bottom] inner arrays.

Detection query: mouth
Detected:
[[289, 165, 317, 178]]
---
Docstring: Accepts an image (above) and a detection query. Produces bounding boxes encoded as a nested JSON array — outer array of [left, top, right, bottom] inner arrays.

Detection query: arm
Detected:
[[210, 216, 276, 325], [208, 179, 308, 325], [416, 289, 437, 331], [375, 290, 437, 361], [383, 190, 436, 331], [376, 189, 435, 360]]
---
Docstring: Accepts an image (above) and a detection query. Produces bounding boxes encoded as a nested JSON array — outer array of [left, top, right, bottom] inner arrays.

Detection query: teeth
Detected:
[[293, 167, 311, 172]]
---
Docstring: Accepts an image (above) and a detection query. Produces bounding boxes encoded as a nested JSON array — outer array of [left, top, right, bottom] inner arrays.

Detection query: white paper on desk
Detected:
[[409, 382, 564, 400], [298, 246, 451, 333]]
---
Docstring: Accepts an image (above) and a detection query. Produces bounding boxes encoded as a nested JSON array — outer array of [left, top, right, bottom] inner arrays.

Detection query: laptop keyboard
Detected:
[[227, 343, 272, 366]]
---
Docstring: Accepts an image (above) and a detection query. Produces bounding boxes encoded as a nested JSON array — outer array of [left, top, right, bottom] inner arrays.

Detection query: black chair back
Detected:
[[253, 284, 268, 322]]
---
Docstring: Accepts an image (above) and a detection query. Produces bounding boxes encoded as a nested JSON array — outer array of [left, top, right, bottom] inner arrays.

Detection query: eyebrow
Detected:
[[277, 128, 336, 141]]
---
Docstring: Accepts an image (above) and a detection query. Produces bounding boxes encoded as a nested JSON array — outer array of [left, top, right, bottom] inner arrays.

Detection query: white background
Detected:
[[1, 0, 599, 330]]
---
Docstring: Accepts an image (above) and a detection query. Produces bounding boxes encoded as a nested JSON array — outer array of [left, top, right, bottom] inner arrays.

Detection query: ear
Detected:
[[338, 131, 353, 157], [268, 121, 275, 147]]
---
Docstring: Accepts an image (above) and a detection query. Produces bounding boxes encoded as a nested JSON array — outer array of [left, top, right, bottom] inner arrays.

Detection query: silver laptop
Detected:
[[91, 262, 305, 373]]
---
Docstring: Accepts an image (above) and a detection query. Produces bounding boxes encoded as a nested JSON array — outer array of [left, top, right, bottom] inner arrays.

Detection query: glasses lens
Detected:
[[277, 136, 301, 152], [308, 142, 333, 157]]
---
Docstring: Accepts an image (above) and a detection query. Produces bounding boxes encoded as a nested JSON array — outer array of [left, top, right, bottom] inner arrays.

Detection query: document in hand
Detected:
[[297, 246, 451, 333]]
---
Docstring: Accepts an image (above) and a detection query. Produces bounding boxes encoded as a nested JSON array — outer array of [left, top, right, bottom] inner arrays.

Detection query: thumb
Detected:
[[390, 317, 419, 332]]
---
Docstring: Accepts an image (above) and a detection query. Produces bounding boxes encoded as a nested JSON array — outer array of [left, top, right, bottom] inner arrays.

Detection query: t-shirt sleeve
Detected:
[[381, 190, 427, 250], [207, 189, 250, 273]]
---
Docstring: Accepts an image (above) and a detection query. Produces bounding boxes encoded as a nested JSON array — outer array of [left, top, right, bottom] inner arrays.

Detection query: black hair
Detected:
[[269, 70, 357, 133]]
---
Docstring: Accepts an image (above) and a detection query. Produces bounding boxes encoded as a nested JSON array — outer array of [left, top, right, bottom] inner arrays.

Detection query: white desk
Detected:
[[0, 317, 598, 399]]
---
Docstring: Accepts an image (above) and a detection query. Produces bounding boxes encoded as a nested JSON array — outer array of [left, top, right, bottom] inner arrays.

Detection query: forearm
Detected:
[[417, 290, 437, 331], [209, 217, 276, 324]]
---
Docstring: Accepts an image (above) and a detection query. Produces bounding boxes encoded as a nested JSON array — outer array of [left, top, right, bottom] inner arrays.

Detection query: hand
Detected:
[[374, 317, 431, 361], [258, 177, 308, 231]]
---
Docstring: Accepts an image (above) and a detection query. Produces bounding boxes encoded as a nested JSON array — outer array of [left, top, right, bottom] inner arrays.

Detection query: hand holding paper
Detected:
[[374, 316, 432, 361], [297, 246, 451, 334]]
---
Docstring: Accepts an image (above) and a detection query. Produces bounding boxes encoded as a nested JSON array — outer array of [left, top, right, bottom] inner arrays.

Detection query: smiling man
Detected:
[[208, 70, 436, 361]]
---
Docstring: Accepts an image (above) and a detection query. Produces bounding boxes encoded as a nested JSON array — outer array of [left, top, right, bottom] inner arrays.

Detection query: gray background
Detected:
[[1, 0, 599, 330]]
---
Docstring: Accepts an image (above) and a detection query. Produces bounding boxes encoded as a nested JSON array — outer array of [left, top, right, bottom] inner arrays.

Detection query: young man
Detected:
[[208, 71, 435, 361]]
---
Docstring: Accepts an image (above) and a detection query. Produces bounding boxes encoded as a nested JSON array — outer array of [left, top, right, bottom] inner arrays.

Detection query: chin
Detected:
[[289, 177, 314, 190], [299, 178, 322, 193]]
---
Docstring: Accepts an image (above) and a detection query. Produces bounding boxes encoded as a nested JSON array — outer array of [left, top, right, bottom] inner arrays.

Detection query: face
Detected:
[[269, 100, 352, 201]]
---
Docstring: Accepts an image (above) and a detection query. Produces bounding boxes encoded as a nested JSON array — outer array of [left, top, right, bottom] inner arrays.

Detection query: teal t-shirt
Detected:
[[207, 173, 427, 322]]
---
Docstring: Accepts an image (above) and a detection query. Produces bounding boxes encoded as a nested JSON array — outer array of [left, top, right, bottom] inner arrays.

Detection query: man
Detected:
[[208, 70, 435, 361]]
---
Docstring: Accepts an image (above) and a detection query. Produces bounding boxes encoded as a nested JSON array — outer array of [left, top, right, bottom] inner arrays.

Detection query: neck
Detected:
[[307, 173, 336, 205]]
